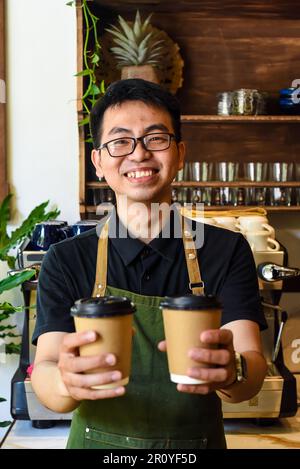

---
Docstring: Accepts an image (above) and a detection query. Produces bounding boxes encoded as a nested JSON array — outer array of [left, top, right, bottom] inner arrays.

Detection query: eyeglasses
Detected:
[[97, 132, 176, 157]]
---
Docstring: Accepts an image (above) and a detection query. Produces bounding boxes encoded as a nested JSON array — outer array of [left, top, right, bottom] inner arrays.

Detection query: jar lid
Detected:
[[160, 294, 221, 310], [279, 88, 297, 96], [71, 296, 135, 318]]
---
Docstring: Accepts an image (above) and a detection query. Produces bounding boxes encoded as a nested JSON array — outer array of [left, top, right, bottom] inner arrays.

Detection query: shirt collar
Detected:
[[108, 207, 182, 266]]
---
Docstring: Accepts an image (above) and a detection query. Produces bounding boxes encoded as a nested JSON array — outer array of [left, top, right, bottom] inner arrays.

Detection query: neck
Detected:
[[116, 193, 173, 244]]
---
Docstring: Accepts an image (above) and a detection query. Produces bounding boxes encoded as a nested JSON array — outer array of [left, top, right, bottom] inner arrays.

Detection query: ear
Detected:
[[91, 149, 104, 179], [177, 141, 186, 171]]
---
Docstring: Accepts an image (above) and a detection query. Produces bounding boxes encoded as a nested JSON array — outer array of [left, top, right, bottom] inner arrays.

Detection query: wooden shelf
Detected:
[[85, 205, 300, 214], [181, 115, 300, 123], [86, 181, 300, 189], [78, 3, 300, 219]]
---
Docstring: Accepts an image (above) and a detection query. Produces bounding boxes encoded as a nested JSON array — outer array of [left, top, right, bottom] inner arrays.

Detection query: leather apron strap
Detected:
[[92, 213, 205, 297], [92, 219, 109, 297]]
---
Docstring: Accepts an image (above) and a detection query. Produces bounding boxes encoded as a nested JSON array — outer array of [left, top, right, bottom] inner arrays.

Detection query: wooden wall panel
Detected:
[[182, 124, 300, 162]]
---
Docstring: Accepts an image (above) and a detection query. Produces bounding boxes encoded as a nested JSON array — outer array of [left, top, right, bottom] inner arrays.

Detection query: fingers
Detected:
[[177, 383, 214, 395], [59, 352, 116, 374], [200, 328, 233, 347], [187, 365, 229, 384], [60, 330, 97, 354], [58, 331, 124, 401], [188, 347, 231, 366], [63, 369, 123, 389], [157, 340, 167, 352], [68, 385, 126, 401]]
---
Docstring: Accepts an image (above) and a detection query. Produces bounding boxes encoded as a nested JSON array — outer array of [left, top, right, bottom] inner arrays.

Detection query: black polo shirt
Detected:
[[32, 211, 267, 345]]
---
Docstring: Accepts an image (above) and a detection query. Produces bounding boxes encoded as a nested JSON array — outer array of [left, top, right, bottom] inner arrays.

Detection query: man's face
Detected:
[[91, 100, 185, 205]]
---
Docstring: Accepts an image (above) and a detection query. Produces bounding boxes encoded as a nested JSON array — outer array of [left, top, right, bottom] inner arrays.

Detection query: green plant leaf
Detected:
[[85, 137, 94, 143], [66, 1, 75, 6], [5, 343, 21, 354], [0, 325, 16, 332], [0, 270, 35, 295], [0, 194, 12, 247], [0, 332, 20, 338], [89, 84, 100, 96], [74, 69, 91, 77], [1, 255, 17, 269], [0, 313, 10, 321], [0, 398, 7, 403], [110, 38, 139, 61], [0, 201, 60, 260], [105, 27, 136, 48], [141, 13, 153, 35], [79, 116, 90, 127], [91, 53, 100, 64], [0, 301, 22, 313], [118, 15, 135, 42], [100, 80, 105, 94], [0, 421, 11, 427], [133, 11, 141, 37]]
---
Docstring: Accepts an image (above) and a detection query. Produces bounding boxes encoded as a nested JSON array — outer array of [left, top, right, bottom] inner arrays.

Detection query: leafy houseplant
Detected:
[[67, 0, 105, 136], [106, 11, 165, 83], [0, 194, 60, 428]]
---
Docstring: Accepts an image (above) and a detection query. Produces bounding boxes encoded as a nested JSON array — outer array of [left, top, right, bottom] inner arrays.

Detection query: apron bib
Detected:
[[67, 215, 226, 449]]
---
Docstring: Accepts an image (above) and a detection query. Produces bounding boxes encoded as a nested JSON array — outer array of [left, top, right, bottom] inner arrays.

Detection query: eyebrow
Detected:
[[107, 123, 170, 137]]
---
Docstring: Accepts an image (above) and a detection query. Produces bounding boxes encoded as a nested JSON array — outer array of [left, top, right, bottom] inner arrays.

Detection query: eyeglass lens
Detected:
[[106, 133, 172, 157]]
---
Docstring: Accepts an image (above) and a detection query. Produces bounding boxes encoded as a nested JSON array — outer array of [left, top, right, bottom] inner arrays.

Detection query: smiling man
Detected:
[[31, 79, 267, 449]]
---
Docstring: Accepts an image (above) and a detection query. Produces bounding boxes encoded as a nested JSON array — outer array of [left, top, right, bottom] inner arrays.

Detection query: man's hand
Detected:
[[158, 328, 237, 394], [57, 330, 126, 401]]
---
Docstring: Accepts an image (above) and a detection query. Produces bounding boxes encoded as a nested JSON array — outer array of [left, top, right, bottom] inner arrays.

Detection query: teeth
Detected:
[[126, 170, 155, 178]]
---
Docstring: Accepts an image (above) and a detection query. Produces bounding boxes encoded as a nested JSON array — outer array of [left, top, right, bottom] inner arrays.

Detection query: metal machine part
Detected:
[[258, 263, 300, 282]]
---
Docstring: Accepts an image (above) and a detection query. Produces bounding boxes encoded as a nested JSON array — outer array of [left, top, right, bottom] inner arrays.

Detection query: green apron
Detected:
[[67, 215, 226, 449]]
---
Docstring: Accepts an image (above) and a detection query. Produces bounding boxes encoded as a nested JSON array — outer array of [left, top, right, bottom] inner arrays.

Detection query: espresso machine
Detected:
[[11, 221, 98, 428], [222, 249, 299, 421]]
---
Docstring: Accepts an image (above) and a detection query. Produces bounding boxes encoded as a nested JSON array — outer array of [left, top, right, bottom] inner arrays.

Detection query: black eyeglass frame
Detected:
[[97, 132, 177, 158]]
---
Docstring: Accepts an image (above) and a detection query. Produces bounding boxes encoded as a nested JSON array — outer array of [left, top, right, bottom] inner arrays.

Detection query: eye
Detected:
[[112, 138, 131, 147], [147, 134, 168, 143]]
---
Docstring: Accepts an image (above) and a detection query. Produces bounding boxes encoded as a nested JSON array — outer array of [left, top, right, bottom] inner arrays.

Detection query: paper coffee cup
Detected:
[[71, 296, 135, 389], [160, 295, 222, 384]]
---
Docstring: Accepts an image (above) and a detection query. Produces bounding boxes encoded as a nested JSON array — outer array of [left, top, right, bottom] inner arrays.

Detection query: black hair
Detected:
[[89, 79, 182, 149]]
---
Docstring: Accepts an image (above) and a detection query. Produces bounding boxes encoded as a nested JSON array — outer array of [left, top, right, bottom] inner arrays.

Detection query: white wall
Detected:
[[7, 0, 79, 225], [1, 0, 78, 440]]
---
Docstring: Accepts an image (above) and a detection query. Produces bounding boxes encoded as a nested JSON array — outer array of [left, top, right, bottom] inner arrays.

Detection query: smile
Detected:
[[124, 169, 159, 179]]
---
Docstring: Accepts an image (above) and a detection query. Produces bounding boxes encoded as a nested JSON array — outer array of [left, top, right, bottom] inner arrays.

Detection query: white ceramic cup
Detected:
[[236, 216, 275, 239], [245, 230, 280, 252], [213, 216, 239, 232]]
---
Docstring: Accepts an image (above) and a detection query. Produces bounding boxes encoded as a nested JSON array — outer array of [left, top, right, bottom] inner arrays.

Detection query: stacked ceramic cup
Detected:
[[236, 215, 279, 252]]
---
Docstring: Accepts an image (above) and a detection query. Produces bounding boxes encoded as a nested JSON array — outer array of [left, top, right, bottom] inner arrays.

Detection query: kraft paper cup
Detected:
[[160, 295, 222, 384], [71, 296, 135, 389]]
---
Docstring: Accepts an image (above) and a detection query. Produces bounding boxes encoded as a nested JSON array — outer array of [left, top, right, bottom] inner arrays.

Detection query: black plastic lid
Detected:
[[71, 296, 135, 318], [160, 294, 221, 310]]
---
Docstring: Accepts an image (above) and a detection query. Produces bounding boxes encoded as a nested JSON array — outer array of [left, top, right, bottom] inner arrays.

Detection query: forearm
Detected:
[[31, 361, 80, 413], [217, 350, 267, 403]]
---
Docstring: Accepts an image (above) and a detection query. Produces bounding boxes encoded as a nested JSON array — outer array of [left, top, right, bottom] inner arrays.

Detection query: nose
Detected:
[[127, 139, 151, 162]]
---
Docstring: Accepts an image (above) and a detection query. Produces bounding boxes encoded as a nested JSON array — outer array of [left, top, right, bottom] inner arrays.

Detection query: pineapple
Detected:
[[106, 11, 165, 69]]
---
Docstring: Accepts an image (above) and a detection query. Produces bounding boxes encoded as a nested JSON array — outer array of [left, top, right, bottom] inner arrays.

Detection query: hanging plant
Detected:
[[67, 0, 105, 139]]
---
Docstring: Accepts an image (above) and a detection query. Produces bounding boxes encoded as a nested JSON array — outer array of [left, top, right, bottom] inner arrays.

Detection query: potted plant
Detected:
[[106, 11, 165, 83], [0, 194, 60, 430]]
